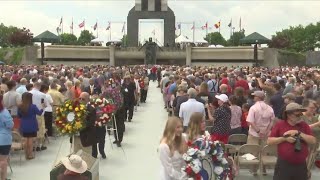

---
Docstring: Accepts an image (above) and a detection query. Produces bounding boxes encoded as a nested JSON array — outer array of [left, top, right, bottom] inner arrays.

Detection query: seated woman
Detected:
[[159, 117, 187, 180], [58, 154, 88, 180]]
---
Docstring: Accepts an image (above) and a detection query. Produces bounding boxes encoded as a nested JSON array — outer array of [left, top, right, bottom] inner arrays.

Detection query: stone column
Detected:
[[109, 45, 115, 66], [186, 44, 192, 66]]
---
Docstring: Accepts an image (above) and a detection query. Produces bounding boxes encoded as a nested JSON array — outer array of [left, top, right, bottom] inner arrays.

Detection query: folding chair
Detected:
[[260, 145, 277, 175], [236, 144, 261, 177], [228, 134, 248, 151], [11, 131, 24, 165]]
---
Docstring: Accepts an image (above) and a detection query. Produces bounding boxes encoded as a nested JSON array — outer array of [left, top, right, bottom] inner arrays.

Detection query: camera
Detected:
[[294, 134, 302, 152]]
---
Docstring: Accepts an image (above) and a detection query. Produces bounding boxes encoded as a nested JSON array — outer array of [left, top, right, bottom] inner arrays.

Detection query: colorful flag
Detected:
[[228, 19, 232, 27], [214, 21, 221, 29], [79, 20, 85, 28], [122, 22, 125, 32], [201, 22, 208, 30], [93, 22, 97, 30], [106, 22, 111, 30]]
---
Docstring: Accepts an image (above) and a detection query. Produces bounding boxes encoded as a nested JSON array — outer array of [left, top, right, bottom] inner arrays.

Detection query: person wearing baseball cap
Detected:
[[58, 154, 88, 180], [210, 94, 231, 144], [246, 90, 275, 175], [267, 103, 316, 180]]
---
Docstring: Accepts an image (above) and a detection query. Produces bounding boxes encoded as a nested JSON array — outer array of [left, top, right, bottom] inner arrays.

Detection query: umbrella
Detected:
[[33, 30, 60, 65], [240, 32, 270, 45]]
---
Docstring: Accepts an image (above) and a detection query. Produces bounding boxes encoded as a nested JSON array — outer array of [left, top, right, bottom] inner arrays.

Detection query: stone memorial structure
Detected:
[[127, 0, 175, 47]]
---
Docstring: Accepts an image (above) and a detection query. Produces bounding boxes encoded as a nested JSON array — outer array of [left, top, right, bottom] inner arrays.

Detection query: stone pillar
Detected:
[[109, 45, 115, 66], [186, 44, 192, 66]]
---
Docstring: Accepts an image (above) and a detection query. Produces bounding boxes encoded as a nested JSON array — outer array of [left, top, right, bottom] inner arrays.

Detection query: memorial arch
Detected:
[[127, 0, 176, 47]]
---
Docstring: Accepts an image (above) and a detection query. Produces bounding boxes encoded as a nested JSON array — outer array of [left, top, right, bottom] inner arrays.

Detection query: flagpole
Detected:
[[62, 17, 64, 34], [109, 22, 112, 41], [123, 22, 126, 46], [240, 17, 242, 31], [84, 19, 86, 31], [193, 21, 195, 43], [96, 20, 98, 38], [219, 20, 221, 33], [206, 22, 208, 36]]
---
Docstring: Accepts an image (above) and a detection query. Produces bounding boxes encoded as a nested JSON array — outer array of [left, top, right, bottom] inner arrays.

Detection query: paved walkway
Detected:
[[8, 82, 320, 180]]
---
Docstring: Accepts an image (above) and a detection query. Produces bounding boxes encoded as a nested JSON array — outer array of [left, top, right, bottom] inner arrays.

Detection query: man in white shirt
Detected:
[[179, 88, 205, 132], [16, 78, 28, 95], [30, 82, 47, 151]]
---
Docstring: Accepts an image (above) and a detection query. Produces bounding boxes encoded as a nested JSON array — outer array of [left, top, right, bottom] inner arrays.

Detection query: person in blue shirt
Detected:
[[0, 94, 14, 180], [18, 92, 44, 160]]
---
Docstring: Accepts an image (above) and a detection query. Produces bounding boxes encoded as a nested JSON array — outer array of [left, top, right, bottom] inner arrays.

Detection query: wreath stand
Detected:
[[106, 115, 127, 159]]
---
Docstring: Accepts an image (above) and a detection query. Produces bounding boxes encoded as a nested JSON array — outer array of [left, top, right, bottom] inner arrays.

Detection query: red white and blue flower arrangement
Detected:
[[182, 132, 232, 180]]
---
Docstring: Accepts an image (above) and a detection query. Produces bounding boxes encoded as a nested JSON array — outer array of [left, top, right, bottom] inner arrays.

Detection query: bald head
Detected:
[[79, 92, 90, 103]]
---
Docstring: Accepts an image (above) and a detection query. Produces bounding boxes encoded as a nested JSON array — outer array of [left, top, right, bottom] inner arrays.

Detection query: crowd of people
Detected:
[[158, 65, 320, 180], [0, 64, 320, 180], [0, 64, 149, 180]]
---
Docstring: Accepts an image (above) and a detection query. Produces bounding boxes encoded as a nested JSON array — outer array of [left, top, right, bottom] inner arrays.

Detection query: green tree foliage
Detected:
[[0, 23, 20, 47], [59, 33, 78, 45], [121, 34, 128, 46], [77, 30, 95, 45], [8, 27, 33, 47], [269, 22, 320, 52], [227, 30, 245, 46], [205, 32, 227, 46]]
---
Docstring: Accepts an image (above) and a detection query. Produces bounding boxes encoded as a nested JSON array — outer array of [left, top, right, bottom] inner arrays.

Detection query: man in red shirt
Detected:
[[235, 74, 249, 93], [267, 103, 316, 180]]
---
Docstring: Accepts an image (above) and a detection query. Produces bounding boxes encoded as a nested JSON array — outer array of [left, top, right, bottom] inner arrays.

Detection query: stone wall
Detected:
[[306, 51, 320, 66]]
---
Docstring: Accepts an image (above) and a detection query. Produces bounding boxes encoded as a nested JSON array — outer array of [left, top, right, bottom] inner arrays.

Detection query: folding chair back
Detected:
[[228, 134, 247, 145], [261, 145, 277, 166], [237, 144, 261, 170]]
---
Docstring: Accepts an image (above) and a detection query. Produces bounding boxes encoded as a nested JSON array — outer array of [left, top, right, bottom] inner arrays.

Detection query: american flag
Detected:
[[79, 20, 85, 28]]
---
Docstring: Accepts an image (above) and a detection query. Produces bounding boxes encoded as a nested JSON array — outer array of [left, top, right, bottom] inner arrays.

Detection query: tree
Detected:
[[77, 30, 95, 45], [269, 34, 291, 49], [204, 32, 227, 46], [227, 30, 245, 46], [8, 27, 33, 47], [121, 34, 128, 46], [59, 33, 78, 45], [0, 23, 19, 47]]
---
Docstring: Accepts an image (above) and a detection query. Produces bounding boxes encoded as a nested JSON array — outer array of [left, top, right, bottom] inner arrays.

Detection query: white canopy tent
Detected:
[[91, 37, 105, 43], [194, 39, 208, 44], [175, 35, 193, 43]]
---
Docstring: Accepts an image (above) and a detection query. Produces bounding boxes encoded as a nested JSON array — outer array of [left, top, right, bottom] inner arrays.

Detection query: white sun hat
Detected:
[[61, 154, 88, 174]]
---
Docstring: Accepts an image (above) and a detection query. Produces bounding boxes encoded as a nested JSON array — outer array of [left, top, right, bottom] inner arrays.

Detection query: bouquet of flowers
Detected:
[[89, 97, 116, 127], [182, 132, 231, 180], [54, 100, 87, 136], [102, 78, 123, 111]]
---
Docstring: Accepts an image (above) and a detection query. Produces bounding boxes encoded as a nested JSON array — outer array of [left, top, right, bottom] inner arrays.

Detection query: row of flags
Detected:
[[57, 17, 242, 34], [56, 17, 126, 34], [175, 17, 242, 31]]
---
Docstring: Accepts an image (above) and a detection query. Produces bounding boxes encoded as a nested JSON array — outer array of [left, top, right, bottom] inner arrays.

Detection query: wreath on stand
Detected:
[[89, 97, 116, 127], [182, 132, 232, 180], [54, 100, 87, 136]]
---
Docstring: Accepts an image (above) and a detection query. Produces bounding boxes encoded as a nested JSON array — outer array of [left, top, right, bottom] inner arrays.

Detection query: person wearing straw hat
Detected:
[[57, 154, 88, 180], [267, 103, 316, 180]]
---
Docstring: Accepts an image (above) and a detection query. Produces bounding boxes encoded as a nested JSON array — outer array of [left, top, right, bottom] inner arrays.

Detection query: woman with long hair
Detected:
[[159, 117, 187, 180], [18, 92, 44, 160], [187, 112, 206, 142], [0, 94, 14, 180]]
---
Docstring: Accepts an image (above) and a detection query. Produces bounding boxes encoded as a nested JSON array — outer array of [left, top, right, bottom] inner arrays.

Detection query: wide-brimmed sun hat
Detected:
[[61, 154, 87, 174], [285, 102, 307, 112]]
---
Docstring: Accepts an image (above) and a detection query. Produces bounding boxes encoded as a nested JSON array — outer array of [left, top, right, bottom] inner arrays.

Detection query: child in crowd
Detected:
[[241, 103, 250, 135]]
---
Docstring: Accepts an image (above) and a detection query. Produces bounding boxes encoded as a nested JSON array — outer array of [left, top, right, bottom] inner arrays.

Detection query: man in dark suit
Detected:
[[122, 75, 136, 122], [76, 92, 97, 157], [84, 78, 101, 96]]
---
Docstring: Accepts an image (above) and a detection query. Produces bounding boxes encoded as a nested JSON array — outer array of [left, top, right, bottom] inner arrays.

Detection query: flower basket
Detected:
[[54, 100, 87, 136]]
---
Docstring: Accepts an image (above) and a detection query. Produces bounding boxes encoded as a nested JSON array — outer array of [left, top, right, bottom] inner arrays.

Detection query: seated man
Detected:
[[58, 154, 88, 180]]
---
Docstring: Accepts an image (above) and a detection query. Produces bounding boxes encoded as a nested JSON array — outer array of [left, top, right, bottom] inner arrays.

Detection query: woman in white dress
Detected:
[[159, 117, 187, 180]]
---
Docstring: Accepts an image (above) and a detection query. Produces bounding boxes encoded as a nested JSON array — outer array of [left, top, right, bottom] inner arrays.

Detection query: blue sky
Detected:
[[1, 0, 320, 45]]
